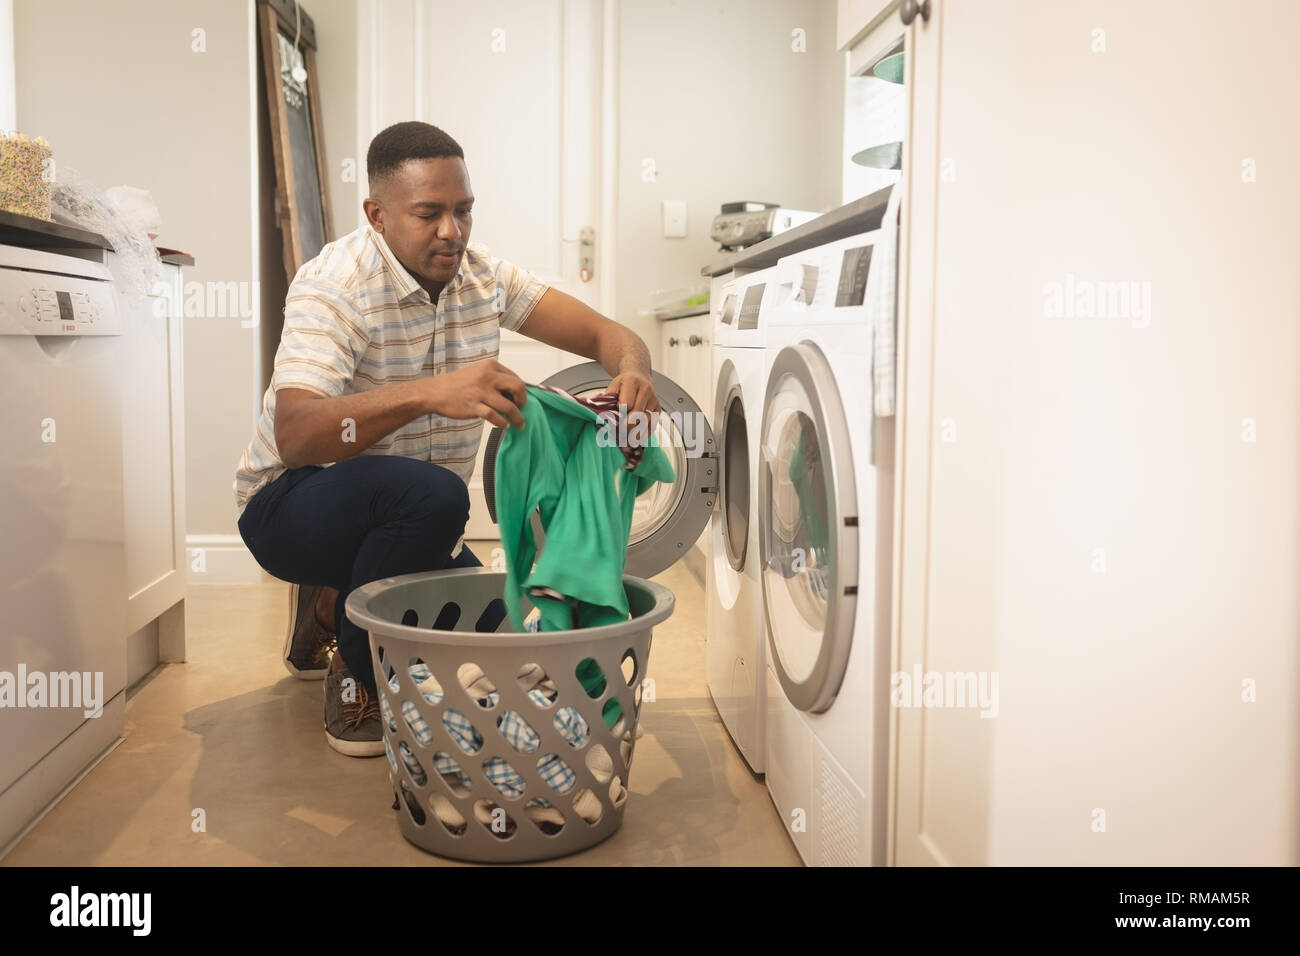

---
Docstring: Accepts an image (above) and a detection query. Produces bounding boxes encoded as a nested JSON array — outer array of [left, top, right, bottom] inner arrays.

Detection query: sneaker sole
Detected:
[[285, 583, 329, 681], [324, 729, 385, 758]]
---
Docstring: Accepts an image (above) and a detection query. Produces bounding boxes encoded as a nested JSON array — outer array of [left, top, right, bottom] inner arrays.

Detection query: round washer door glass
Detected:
[[721, 390, 749, 571], [759, 344, 858, 712]]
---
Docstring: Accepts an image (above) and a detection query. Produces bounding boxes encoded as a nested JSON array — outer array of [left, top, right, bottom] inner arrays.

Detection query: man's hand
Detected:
[[428, 359, 527, 429], [606, 369, 661, 415]]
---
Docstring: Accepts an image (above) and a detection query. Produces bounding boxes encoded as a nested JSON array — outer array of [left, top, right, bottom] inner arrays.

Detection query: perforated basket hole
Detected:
[[457, 663, 499, 709], [428, 792, 466, 836], [474, 598, 507, 632], [517, 662, 557, 709], [432, 602, 461, 630], [474, 800, 517, 840], [609, 775, 627, 809], [619, 728, 635, 766], [433, 752, 473, 796], [553, 707, 589, 749], [536, 753, 576, 795], [585, 744, 613, 785], [525, 797, 565, 836], [635, 683, 643, 710], [398, 741, 427, 787], [408, 658, 443, 704], [400, 781, 426, 826], [379, 693, 397, 734], [383, 737, 397, 774], [572, 787, 603, 826], [401, 609, 419, 627], [575, 657, 606, 698], [400, 699, 433, 746], [442, 708, 483, 755], [384, 663, 400, 694], [603, 698, 626, 737], [482, 756, 526, 800], [496, 711, 540, 753], [621, 649, 637, 687]]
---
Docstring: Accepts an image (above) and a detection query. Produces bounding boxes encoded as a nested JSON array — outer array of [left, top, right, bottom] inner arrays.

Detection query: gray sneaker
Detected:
[[323, 661, 384, 757], [284, 583, 335, 680]]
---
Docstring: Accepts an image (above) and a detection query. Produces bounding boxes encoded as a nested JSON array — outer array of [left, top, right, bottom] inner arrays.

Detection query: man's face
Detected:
[[366, 157, 474, 290]]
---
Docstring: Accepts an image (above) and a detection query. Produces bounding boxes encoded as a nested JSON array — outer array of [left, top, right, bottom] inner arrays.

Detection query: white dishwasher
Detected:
[[0, 243, 126, 852]]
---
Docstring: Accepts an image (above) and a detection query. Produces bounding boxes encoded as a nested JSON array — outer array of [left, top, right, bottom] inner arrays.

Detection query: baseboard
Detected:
[[186, 534, 270, 584]]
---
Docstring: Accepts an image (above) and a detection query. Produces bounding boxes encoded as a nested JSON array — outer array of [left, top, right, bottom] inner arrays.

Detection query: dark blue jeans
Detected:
[[237, 455, 502, 694]]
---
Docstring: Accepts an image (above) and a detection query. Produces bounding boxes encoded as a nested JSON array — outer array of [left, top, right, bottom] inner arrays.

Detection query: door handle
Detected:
[[688, 334, 704, 346], [668, 337, 679, 346]]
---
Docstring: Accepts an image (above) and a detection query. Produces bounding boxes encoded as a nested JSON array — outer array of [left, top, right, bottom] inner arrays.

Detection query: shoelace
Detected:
[[342, 680, 380, 729], [312, 634, 338, 665]]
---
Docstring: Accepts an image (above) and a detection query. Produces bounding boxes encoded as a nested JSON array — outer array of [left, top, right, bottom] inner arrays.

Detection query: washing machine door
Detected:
[[759, 343, 860, 714], [481, 362, 716, 579], [715, 358, 750, 574]]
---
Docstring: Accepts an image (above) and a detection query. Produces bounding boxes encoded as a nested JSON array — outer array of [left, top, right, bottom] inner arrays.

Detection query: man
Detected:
[[233, 121, 661, 757]]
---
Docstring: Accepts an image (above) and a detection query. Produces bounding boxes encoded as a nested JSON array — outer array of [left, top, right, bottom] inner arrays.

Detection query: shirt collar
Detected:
[[369, 224, 464, 303]]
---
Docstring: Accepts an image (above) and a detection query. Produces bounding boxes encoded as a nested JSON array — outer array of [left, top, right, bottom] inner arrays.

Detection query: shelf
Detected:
[[700, 185, 895, 278]]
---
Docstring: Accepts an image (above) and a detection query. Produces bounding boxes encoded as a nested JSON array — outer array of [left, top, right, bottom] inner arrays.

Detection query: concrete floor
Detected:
[[3, 544, 799, 866]]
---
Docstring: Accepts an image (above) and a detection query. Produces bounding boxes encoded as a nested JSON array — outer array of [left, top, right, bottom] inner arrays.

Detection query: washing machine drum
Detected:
[[481, 362, 715, 580]]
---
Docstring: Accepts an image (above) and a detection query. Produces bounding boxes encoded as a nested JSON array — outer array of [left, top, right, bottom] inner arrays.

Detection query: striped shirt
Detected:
[[233, 223, 549, 515]]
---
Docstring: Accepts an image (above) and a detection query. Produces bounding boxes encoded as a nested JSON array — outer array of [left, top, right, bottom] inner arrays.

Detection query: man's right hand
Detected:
[[427, 359, 527, 429]]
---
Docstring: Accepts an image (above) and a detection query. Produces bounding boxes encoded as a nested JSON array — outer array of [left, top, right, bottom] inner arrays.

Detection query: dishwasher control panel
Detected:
[[0, 269, 120, 336]]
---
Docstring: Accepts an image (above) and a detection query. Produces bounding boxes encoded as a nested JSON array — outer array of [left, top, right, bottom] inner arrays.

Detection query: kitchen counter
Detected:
[[0, 208, 110, 255], [652, 303, 710, 322], [700, 185, 894, 278], [0, 209, 195, 267]]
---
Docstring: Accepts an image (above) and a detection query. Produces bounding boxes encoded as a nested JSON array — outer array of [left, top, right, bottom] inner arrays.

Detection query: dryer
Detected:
[[759, 229, 892, 866], [705, 265, 783, 773]]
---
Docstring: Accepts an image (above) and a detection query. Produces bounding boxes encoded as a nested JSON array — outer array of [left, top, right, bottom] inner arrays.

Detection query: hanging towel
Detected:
[[866, 182, 903, 417], [493, 385, 675, 634]]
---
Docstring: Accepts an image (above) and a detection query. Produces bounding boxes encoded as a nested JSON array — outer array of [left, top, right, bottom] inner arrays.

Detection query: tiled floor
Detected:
[[4, 544, 799, 866]]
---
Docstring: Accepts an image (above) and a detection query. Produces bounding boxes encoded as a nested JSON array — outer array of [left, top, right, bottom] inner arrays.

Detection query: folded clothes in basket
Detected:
[[384, 658, 636, 834]]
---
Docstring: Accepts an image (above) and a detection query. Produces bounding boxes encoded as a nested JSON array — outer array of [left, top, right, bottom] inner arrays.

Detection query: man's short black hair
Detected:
[[366, 121, 464, 190]]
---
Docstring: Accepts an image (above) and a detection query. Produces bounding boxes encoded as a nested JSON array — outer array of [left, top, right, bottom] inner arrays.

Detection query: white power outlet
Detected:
[[662, 200, 687, 238]]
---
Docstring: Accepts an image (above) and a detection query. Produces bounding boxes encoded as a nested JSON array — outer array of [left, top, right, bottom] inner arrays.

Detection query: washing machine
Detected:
[[705, 265, 784, 773], [759, 229, 893, 866]]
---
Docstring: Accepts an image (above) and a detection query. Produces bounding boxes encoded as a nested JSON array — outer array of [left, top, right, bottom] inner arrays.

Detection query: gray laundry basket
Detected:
[[345, 566, 674, 863]]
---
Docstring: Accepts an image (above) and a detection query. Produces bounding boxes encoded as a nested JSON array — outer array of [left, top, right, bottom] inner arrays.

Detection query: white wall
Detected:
[[13, 0, 257, 547], [616, 0, 844, 350]]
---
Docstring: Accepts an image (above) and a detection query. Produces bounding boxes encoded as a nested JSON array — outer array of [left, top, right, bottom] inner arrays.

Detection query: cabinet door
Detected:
[[894, 0, 1300, 867], [890, 0, 963, 868], [120, 262, 187, 644], [838, 0, 896, 50]]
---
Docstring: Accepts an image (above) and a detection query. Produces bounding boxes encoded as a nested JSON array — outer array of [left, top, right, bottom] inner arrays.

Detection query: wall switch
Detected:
[[662, 200, 687, 238]]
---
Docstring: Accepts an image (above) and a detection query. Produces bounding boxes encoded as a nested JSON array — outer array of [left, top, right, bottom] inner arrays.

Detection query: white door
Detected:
[[357, 0, 611, 539]]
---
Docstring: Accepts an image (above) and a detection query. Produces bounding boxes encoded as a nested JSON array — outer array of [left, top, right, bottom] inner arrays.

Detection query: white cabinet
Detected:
[[837, 0, 897, 51], [890, 0, 1300, 865], [115, 257, 188, 680], [658, 312, 711, 419]]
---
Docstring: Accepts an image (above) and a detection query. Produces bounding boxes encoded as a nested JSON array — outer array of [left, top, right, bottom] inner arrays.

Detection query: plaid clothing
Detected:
[[233, 223, 549, 515], [383, 657, 633, 831]]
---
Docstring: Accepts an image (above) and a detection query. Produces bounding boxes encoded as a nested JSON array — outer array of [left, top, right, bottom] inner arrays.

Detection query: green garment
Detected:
[[494, 385, 675, 636], [789, 423, 830, 565]]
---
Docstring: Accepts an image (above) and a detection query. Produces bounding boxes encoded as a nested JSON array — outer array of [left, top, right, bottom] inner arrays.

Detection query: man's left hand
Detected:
[[605, 370, 662, 418]]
